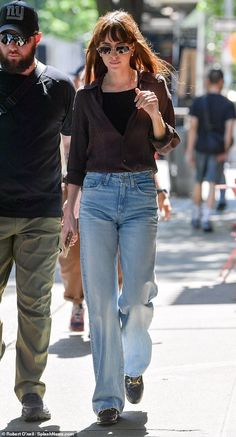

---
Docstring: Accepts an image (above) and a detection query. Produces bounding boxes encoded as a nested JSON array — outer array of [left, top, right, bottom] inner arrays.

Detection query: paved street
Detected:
[[0, 197, 236, 437]]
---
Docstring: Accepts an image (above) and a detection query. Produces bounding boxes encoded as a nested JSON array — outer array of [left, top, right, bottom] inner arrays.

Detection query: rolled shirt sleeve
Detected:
[[67, 90, 88, 186], [149, 76, 180, 155]]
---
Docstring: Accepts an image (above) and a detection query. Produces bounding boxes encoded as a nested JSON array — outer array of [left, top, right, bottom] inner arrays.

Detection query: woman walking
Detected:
[[62, 10, 179, 425]]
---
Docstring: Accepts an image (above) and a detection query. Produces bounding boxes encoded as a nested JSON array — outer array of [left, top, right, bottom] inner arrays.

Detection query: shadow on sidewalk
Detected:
[[172, 282, 236, 305], [0, 412, 148, 436], [0, 421, 63, 433], [75, 411, 148, 436], [48, 335, 91, 358]]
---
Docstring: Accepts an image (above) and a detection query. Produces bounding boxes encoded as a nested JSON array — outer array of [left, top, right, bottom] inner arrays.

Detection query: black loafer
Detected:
[[125, 375, 144, 404], [21, 393, 51, 422], [97, 408, 119, 425]]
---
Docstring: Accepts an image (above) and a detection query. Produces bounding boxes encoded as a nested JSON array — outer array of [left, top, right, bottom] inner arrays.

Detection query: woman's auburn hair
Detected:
[[84, 10, 172, 85]]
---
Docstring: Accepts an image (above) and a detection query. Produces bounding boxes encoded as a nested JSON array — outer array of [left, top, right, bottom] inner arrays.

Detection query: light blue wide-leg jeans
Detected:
[[79, 171, 158, 414]]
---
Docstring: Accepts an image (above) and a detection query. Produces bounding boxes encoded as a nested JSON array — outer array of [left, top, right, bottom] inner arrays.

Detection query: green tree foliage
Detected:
[[198, 0, 236, 16], [39, 0, 98, 40], [0, 0, 98, 40], [0, 0, 145, 40]]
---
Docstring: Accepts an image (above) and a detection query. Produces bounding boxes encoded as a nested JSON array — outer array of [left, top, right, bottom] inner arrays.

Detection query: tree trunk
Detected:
[[120, 0, 143, 25], [96, 0, 113, 16], [95, 0, 144, 26]]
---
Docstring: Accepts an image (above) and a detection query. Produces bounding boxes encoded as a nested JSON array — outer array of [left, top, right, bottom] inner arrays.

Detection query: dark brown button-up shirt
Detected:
[[67, 71, 180, 186]]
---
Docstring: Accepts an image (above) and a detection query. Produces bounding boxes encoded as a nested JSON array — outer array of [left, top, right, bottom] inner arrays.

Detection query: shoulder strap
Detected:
[[0, 61, 46, 116], [202, 95, 213, 131]]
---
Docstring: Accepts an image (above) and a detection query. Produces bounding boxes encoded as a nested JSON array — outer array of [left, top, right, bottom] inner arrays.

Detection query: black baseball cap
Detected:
[[0, 1, 39, 37]]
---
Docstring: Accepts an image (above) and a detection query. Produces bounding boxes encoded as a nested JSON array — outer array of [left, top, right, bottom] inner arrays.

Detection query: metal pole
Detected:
[[224, 0, 234, 16]]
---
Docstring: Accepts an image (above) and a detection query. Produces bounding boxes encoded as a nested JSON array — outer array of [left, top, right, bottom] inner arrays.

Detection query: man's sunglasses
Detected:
[[97, 45, 130, 56], [0, 33, 29, 47]]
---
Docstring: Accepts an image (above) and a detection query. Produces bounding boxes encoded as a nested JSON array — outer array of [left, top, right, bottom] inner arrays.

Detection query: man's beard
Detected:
[[0, 44, 36, 74]]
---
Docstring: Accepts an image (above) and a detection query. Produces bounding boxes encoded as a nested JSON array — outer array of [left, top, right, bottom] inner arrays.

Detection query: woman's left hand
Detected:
[[134, 87, 160, 119], [157, 191, 172, 221]]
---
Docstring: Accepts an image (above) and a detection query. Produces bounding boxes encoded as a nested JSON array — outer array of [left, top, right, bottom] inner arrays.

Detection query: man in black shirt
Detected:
[[0, 0, 75, 421], [186, 68, 235, 232]]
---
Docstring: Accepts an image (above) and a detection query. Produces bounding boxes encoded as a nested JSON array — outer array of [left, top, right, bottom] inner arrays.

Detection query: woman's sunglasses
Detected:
[[0, 33, 29, 47], [97, 45, 130, 56]]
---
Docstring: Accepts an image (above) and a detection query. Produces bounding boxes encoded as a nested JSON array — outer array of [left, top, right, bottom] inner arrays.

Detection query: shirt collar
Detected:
[[84, 70, 159, 91]]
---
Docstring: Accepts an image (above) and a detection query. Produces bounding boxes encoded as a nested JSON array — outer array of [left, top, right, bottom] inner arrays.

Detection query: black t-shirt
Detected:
[[0, 65, 75, 217], [189, 93, 236, 153], [102, 89, 136, 136]]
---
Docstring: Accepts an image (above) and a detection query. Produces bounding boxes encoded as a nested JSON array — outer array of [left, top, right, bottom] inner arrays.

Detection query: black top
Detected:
[[102, 89, 136, 136], [0, 65, 75, 218], [190, 93, 236, 153], [67, 72, 180, 187]]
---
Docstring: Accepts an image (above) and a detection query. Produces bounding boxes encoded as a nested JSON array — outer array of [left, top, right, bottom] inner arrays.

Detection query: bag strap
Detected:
[[0, 61, 46, 116], [202, 95, 213, 131]]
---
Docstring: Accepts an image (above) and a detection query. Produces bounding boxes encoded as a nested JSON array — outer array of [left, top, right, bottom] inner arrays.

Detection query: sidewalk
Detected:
[[0, 197, 236, 437]]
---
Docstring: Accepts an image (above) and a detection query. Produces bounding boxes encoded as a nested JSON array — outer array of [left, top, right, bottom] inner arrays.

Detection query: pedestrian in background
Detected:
[[59, 65, 85, 332], [0, 0, 75, 422], [71, 64, 85, 89], [186, 68, 235, 232], [62, 10, 179, 425]]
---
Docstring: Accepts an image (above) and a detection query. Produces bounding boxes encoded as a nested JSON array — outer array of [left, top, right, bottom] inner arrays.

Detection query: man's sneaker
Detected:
[[191, 218, 200, 229], [125, 375, 144, 404], [216, 201, 227, 211], [201, 221, 213, 232], [0, 341, 6, 361], [70, 303, 84, 332], [21, 393, 51, 422], [97, 408, 119, 426]]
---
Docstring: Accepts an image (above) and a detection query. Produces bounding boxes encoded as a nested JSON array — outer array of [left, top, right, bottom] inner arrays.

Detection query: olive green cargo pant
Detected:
[[0, 217, 61, 401]]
